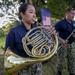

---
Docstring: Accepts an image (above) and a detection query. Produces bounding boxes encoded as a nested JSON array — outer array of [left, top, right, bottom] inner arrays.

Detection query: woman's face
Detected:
[[22, 5, 36, 24]]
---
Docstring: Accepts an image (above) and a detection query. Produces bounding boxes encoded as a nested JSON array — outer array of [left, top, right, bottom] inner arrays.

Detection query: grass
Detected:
[[0, 36, 5, 49]]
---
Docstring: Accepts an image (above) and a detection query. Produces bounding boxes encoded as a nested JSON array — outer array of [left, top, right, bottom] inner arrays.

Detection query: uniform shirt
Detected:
[[5, 22, 36, 57], [54, 18, 75, 44]]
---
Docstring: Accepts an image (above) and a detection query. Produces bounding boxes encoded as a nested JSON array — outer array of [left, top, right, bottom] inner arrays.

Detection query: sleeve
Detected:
[[54, 21, 61, 32], [5, 29, 15, 51]]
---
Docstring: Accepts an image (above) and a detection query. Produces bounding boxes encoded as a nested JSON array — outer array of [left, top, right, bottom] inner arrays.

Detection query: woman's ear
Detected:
[[20, 12, 25, 19]]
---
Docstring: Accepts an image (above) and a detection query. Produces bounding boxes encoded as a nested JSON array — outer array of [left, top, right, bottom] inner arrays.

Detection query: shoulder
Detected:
[[55, 19, 66, 26], [57, 19, 65, 24], [54, 19, 66, 30], [6, 24, 22, 37], [10, 24, 22, 32]]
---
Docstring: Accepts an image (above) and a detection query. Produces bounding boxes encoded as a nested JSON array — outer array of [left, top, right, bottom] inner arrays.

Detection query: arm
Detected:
[[54, 21, 68, 47], [5, 29, 15, 51], [57, 36, 68, 47]]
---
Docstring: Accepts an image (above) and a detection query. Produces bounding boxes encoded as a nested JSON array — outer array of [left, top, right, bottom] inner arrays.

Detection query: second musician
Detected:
[[54, 8, 75, 75]]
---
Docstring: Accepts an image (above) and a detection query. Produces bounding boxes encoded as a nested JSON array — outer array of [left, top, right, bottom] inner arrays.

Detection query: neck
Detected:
[[65, 16, 72, 23], [66, 18, 72, 24], [22, 20, 31, 30]]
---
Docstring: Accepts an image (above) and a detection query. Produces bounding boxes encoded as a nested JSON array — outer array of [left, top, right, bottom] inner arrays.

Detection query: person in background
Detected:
[[54, 8, 75, 75], [5, 3, 56, 75]]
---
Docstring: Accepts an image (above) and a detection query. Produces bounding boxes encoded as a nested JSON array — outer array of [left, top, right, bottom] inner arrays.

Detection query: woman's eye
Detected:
[[29, 10, 36, 16], [30, 11, 35, 14], [30, 11, 33, 13]]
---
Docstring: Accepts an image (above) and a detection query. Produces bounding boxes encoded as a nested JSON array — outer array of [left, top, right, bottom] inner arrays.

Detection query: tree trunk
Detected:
[[25, 0, 33, 4]]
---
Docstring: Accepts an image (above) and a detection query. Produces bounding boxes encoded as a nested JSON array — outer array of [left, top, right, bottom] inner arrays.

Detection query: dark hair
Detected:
[[18, 3, 32, 20], [66, 8, 75, 13]]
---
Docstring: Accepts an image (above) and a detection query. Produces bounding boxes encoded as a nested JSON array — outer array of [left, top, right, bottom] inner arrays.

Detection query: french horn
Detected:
[[4, 26, 58, 75]]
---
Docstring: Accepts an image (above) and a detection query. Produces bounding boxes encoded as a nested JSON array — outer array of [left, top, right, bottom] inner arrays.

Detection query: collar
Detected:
[[64, 18, 73, 24], [20, 22, 36, 31]]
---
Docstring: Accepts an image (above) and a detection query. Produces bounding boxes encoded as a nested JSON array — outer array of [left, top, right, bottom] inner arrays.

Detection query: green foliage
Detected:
[[0, 28, 4, 37], [64, 0, 75, 8], [33, 0, 75, 19], [1, 0, 75, 20], [2, 20, 20, 35], [0, 45, 5, 50], [47, 0, 67, 19], [0, 36, 5, 50], [2, 23, 13, 35], [11, 20, 20, 27]]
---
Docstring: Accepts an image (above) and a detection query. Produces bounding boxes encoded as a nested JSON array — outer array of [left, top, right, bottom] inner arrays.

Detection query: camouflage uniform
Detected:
[[57, 42, 75, 74], [17, 63, 42, 75]]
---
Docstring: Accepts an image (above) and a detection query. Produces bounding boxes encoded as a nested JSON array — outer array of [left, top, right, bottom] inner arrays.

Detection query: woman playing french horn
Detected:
[[4, 3, 58, 75]]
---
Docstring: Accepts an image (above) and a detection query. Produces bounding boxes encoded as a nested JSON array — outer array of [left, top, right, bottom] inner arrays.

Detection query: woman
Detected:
[[5, 3, 56, 75]]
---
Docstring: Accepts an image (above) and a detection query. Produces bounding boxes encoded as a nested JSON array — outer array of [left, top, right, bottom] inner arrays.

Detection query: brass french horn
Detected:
[[4, 26, 58, 75]]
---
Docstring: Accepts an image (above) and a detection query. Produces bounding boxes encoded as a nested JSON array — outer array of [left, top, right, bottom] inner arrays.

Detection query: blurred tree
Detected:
[[2, 23, 13, 35], [0, 0, 75, 24], [2, 20, 20, 35], [32, 0, 75, 19], [0, 28, 4, 37]]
